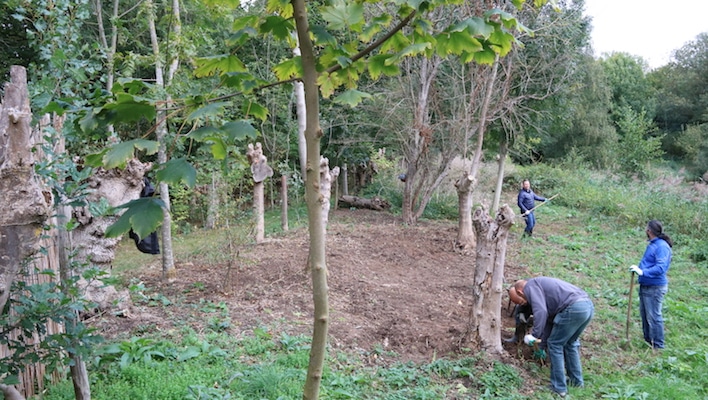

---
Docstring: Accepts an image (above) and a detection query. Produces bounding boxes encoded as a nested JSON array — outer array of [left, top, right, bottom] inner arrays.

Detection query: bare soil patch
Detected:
[[97, 208, 529, 365]]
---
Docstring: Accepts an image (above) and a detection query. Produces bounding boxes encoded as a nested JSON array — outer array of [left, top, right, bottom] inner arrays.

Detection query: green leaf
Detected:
[[114, 78, 152, 94], [449, 17, 494, 38], [221, 121, 259, 141], [380, 31, 411, 53], [221, 72, 264, 92], [242, 101, 268, 121], [194, 55, 247, 78], [266, 0, 292, 16], [187, 126, 222, 141], [272, 57, 302, 81], [155, 158, 197, 188], [333, 89, 372, 107], [186, 102, 230, 122], [259, 16, 294, 40], [489, 29, 515, 56], [437, 31, 483, 56], [84, 150, 108, 168], [105, 198, 165, 239], [472, 48, 498, 65], [368, 54, 400, 79], [177, 346, 202, 362], [388, 43, 432, 64], [103, 140, 159, 169], [321, 1, 364, 31], [79, 110, 99, 134], [311, 25, 337, 46], [208, 138, 228, 160], [102, 94, 156, 124]]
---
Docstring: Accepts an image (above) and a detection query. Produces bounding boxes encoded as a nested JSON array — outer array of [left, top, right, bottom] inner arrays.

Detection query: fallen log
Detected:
[[338, 195, 391, 211]]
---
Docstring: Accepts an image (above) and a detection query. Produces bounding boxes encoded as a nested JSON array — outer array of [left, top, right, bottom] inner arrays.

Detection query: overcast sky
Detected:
[[583, 0, 708, 69]]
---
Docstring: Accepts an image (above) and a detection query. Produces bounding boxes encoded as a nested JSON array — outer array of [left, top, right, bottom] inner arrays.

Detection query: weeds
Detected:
[[38, 164, 708, 400]]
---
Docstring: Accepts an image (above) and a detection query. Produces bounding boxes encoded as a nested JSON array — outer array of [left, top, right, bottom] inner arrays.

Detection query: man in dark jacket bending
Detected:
[[510, 277, 594, 397]]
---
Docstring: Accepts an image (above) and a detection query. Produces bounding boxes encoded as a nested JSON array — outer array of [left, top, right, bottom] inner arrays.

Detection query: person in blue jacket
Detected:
[[629, 219, 673, 349], [517, 179, 546, 237]]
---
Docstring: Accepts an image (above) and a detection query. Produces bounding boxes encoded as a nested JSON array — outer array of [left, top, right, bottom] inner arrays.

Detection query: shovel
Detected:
[[625, 271, 636, 343]]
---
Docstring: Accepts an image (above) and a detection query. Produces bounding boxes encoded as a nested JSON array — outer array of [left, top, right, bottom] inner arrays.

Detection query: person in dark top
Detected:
[[517, 179, 546, 237], [510, 277, 594, 397], [629, 219, 673, 349]]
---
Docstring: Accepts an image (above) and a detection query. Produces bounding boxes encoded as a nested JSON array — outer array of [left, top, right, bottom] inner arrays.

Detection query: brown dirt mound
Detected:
[[97, 208, 530, 365]]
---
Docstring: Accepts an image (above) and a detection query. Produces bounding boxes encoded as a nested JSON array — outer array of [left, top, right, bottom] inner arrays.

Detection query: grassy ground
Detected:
[[37, 165, 707, 400]]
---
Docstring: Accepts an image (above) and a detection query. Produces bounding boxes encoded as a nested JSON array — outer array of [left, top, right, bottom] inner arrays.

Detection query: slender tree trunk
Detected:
[[57, 205, 91, 400], [147, 0, 177, 279], [247, 143, 273, 244], [341, 163, 348, 196], [206, 173, 218, 229], [292, 38, 308, 182], [93, 0, 119, 140], [281, 175, 289, 231], [319, 157, 339, 231], [491, 139, 508, 213], [254, 181, 265, 242], [292, 0, 329, 397], [455, 56, 499, 247], [467, 204, 514, 354], [401, 57, 439, 225]]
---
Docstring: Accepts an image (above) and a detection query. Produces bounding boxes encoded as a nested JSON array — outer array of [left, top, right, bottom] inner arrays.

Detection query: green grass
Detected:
[[37, 164, 708, 400]]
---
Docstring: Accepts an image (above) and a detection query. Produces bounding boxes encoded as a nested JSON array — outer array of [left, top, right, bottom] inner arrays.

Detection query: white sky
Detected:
[[583, 0, 708, 69]]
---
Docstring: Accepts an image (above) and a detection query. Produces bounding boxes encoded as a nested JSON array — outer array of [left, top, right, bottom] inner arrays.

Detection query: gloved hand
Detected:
[[524, 334, 539, 346], [521, 211, 529, 217], [533, 348, 547, 360], [629, 265, 643, 276]]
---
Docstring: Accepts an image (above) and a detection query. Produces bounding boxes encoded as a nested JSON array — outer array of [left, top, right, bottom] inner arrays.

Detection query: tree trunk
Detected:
[[0, 66, 51, 314], [467, 204, 514, 354], [455, 56, 500, 246], [93, 0, 119, 140], [341, 163, 348, 196], [292, 0, 329, 397], [491, 139, 508, 213], [147, 0, 177, 279], [281, 175, 289, 231], [400, 57, 440, 225], [319, 157, 339, 231], [292, 38, 308, 183], [206, 173, 218, 230], [247, 143, 274, 244], [338, 195, 391, 211], [454, 172, 476, 249], [254, 181, 265, 242], [58, 204, 91, 400]]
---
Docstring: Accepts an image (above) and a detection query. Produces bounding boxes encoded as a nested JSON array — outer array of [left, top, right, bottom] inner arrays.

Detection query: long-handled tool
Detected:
[[625, 271, 636, 342], [523, 193, 560, 215]]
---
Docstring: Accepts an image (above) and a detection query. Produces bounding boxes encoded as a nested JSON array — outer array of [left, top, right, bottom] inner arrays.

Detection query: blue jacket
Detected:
[[638, 237, 672, 286], [518, 188, 545, 213]]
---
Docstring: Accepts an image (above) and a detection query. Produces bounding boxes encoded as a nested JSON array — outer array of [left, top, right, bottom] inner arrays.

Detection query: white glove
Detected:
[[524, 334, 539, 346], [629, 265, 643, 276], [521, 211, 529, 217]]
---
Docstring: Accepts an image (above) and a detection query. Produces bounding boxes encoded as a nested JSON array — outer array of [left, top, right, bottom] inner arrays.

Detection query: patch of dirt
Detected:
[[96, 208, 533, 365]]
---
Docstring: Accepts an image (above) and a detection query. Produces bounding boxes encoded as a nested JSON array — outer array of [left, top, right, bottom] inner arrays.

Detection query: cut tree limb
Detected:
[[338, 195, 391, 211]]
